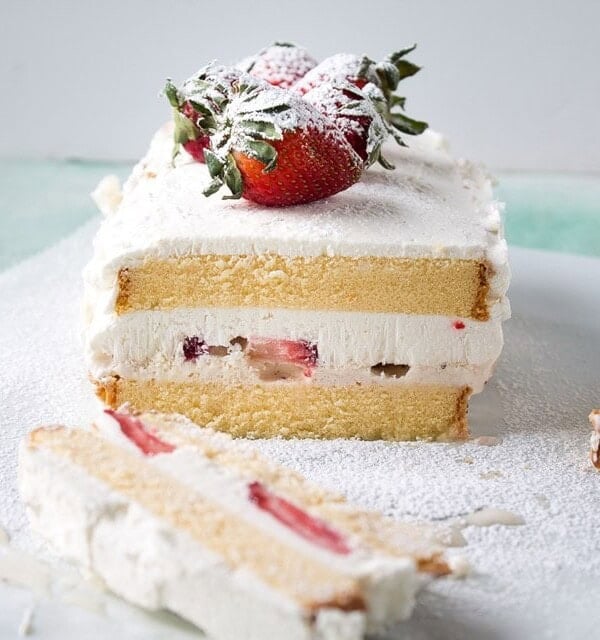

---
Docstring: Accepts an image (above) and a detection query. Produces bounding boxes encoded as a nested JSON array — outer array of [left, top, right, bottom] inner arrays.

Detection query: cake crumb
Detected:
[[589, 410, 600, 470], [0, 524, 10, 546], [91, 175, 122, 216], [447, 554, 471, 578], [479, 470, 503, 480], [472, 436, 502, 446], [463, 508, 525, 527]]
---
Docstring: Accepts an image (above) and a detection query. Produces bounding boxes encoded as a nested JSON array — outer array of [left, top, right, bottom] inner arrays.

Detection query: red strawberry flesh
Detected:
[[181, 102, 210, 163], [231, 126, 362, 207], [105, 409, 175, 456], [247, 338, 318, 375], [183, 137, 210, 163], [248, 481, 351, 555], [453, 321, 466, 330], [183, 336, 209, 361]]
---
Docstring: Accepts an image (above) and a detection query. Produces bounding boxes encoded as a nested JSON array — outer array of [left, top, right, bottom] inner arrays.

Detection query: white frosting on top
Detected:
[[84, 124, 510, 303]]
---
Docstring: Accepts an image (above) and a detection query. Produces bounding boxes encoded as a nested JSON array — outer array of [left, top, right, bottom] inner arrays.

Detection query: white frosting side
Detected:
[[18, 440, 369, 640], [83, 124, 510, 307]]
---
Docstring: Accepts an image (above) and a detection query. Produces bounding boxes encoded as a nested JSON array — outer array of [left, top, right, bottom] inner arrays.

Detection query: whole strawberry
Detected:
[[238, 42, 317, 89], [164, 66, 243, 162], [294, 47, 428, 157], [174, 68, 363, 207]]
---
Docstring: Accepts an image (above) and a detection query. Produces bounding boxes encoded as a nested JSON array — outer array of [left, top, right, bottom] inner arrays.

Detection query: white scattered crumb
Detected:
[[447, 554, 471, 579], [91, 175, 122, 216], [462, 508, 525, 528], [0, 548, 51, 595], [534, 494, 550, 509], [0, 525, 10, 546], [479, 470, 503, 480], [18, 605, 34, 636], [472, 435, 503, 446], [436, 524, 467, 547]]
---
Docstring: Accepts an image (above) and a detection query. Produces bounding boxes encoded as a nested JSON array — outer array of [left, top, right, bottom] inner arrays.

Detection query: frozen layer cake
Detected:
[[84, 45, 510, 440]]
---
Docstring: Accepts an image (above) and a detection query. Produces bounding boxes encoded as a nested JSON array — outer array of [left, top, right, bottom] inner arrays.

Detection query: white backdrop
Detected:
[[1, 0, 599, 171]]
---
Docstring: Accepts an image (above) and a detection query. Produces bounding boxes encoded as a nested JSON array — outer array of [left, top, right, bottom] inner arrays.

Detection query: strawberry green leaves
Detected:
[[389, 112, 428, 137], [244, 140, 278, 172], [202, 150, 244, 199]]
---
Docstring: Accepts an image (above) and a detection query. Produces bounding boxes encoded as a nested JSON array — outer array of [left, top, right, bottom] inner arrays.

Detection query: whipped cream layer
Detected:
[[87, 305, 507, 375], [93, 355, 495, 393], [84, 124, 510, 308]]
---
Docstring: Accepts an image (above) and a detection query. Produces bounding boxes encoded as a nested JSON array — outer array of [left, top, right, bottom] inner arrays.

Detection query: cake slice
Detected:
[[19, 408, 450, 639]]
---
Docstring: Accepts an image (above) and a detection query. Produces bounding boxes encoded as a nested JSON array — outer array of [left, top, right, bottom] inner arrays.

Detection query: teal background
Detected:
[[0, 160, 598, 272]]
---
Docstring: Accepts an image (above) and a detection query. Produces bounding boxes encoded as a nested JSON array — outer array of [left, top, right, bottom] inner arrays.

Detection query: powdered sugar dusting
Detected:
[[240, 43, 318, 89], [1, 224, 600, 637], [227, 83, 329, 134], [294, 53, 374, 94], [303, 81, 387, 158]]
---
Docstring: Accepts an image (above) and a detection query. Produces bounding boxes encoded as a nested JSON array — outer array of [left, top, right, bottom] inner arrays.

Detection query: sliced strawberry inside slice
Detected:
[[248, 481, 351, 555], [246, 338, 318, 376], [105, 409, 175, 456]]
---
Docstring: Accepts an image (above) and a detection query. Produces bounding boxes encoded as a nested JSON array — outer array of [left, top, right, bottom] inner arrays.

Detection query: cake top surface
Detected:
[[89, 125, 507, 281]]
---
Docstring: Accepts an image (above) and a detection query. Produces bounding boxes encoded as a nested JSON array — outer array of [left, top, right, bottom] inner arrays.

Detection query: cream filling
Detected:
[[86, 304, 508, 384], [95, 351, 495, 393], [19, 443, 365, 640]]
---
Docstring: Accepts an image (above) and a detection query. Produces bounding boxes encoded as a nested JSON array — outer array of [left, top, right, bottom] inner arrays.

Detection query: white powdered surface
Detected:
[[0, 219, 599, 639]]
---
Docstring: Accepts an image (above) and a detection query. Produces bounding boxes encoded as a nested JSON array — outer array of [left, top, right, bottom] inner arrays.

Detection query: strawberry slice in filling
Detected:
[[246, 338, 318, 377], [248, 481, 351, 555], [105, 409, 175, 456]]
